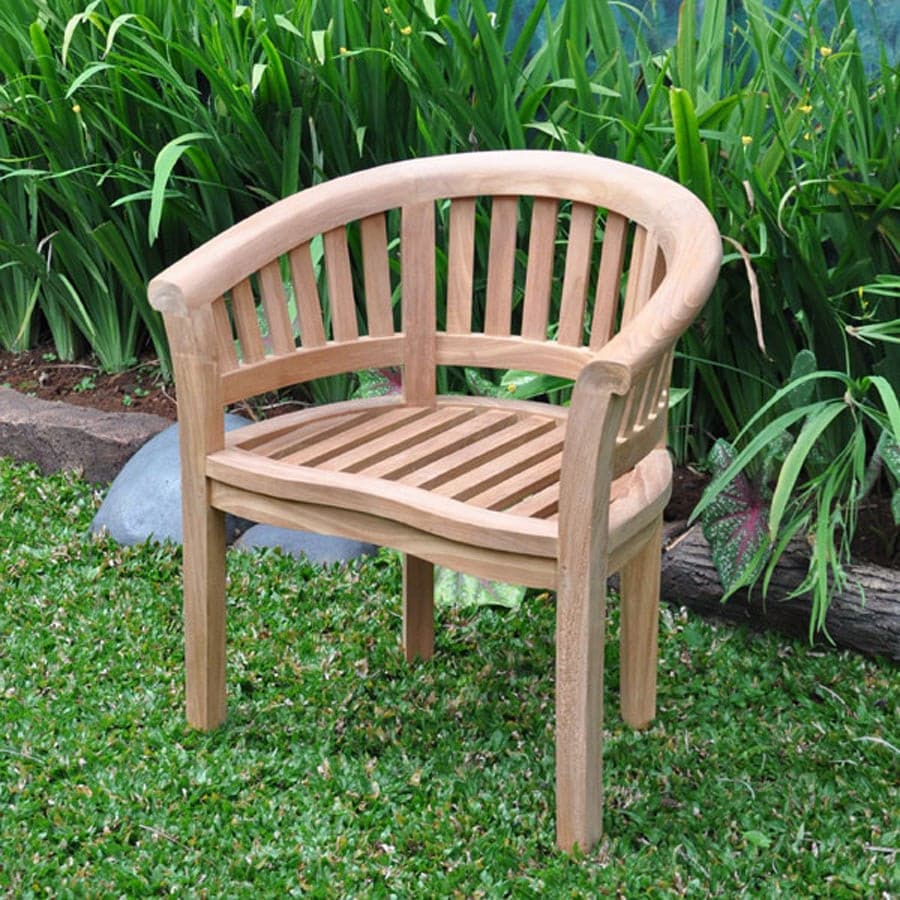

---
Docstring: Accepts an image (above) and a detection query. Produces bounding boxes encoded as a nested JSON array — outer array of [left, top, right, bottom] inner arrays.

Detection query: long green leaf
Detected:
[[148, 132, 211, 245]]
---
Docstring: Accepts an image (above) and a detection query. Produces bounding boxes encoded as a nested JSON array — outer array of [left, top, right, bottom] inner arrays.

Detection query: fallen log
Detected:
[[656, 522, 900, 661]]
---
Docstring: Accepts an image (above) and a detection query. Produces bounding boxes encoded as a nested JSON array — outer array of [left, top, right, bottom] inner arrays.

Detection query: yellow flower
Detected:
[[400, 25, 412, 35], [798, 104, 813, 113], [741, 135, 753, 146], [339, 46, 348, 55], [71, 104, 81, 114], [819, 46, 832, 58], [384, 5, 391, 12]]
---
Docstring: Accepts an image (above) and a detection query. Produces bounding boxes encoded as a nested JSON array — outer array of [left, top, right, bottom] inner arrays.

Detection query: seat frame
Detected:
[[149, 150, 721, 852]]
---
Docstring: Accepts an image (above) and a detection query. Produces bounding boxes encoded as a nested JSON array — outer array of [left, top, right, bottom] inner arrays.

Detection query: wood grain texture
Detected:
[[484, 196, 518, 336], [401, 202, 436, 405], [323, 226, 359, 342], [209, 483, 560, 589], [258, 260, 296, 355], [360, 213, 395, 337], [211, 297, 238, 372], [403, 555, 434, 661], [590, 212, 627, 350], [288, 243, 327, 347], [166, 309, 227, 731], [151, 150, 723, 855], [230, 278, 265, 363], [619, 517, 662, 728], [521, 197, 559, 340], [557, 202, 596, 346], [555, 369, 625, 852], [446, 197, 476, 334]]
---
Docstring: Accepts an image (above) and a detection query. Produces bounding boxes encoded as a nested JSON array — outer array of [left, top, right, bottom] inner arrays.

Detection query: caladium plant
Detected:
[[352, 367, 403, 398], [699, 438, 771, 597]]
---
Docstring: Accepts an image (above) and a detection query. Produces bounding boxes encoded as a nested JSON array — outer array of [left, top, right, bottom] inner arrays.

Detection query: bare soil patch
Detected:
[[0, 346, 177, 421]]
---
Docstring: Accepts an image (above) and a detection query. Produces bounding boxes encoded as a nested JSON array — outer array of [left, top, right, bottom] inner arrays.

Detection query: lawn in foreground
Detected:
[[1, 460, 897, 896]]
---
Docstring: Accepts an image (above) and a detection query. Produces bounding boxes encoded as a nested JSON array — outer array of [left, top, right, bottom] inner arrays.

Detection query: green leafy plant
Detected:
[[694, 350, 900, 637]]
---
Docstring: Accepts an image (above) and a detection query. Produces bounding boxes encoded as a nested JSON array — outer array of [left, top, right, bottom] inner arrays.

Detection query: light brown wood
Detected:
[[211, 297, 238, 372], [230, 278, 265, 363], [521, 197, 559, 340], [590, 212, 627, 350], [323, 226, 359, 342], [557, 202, 596, 346], [555, 367, 625, 852], [258, 260, 296, 355], [360, 213, 395, 338], [435, 333, 592, 378], [209, 482, 560, 589], [220, 335, 404, 405], [619, 517, 663, 728], [166, 308, 227, 731], [402, 202, 436, 406], [148, 150, 722, 855], [446, 197, 476, 334], [288, 243, 327, 348], [403, 555, 434, 661], [484, 196, 518, 336]]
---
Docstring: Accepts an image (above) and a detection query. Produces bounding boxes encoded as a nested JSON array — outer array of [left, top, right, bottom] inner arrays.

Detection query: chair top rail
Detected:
[[148, 151, 721, 331]]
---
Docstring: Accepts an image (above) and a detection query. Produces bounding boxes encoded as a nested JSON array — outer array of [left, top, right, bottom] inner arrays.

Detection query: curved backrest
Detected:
[[149, 151, 721, 461]]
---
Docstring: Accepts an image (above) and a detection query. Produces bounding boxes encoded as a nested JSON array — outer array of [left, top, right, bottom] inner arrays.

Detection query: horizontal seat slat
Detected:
[[317, 407, 475, 473], [466, 451, 563, 511], [497, 480, 560, 519], [279, 406, 429, 467], [433, 426, 565, 501], [248, 411, 371, 460], [399, 415, 558, 490], [358, 408, 518, 480]]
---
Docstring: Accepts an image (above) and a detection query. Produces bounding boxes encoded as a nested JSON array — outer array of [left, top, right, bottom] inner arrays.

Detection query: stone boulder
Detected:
[[234, 524, 377, 564], [91, 413, 252, 545], [0, 387, 169, 483]]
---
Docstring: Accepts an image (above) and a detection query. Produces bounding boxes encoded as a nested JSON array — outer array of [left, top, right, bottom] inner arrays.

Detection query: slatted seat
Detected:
[[149, 151, 721, 852]]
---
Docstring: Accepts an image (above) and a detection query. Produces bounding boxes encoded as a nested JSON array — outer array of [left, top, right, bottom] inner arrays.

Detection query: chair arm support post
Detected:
[[556, 373, 626, 851]]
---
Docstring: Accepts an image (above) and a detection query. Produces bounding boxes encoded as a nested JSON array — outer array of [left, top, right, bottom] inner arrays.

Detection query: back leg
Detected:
[[403, 554, 434, 661], [618, 518, 662, 729]]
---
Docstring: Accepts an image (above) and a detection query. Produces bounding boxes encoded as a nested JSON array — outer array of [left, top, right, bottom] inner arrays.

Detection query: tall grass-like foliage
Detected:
[[0, 0, 897, 625]]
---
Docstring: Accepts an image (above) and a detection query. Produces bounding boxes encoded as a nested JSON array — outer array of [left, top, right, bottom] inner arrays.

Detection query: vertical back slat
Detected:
[[589, 212, 628, 350], [402, 202, 436, 406], [622, 227, 663, 327], [641, 350, 672, 424], [521, 197, 559, 340], [557, 202, 596, 346], [258, 260, 295, 356], [483, 196, 518, 336], [446, 197, 476, 334], [211, 297, 238, 372], [323, 226, 359, 343], [231, 278, 265, 363], [360, 213, 395, 338], [288, 243, 327, 348], [621, 225, 647, 327]]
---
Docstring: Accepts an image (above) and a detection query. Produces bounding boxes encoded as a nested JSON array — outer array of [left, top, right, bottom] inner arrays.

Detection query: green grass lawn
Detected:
[[1, 459, 897, 896]]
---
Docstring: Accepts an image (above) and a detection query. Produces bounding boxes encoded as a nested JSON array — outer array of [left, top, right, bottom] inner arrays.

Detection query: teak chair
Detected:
[[149, 151, 721, 852]]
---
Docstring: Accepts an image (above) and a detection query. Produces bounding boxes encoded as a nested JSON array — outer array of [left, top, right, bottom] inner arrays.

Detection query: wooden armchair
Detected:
[[149, 151, 721, 852]]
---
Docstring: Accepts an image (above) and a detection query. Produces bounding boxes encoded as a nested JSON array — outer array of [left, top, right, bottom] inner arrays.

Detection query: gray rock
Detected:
[[91, 413, 252, 545], [0, 387, 170, 483], [234, 524, 377, 564]]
